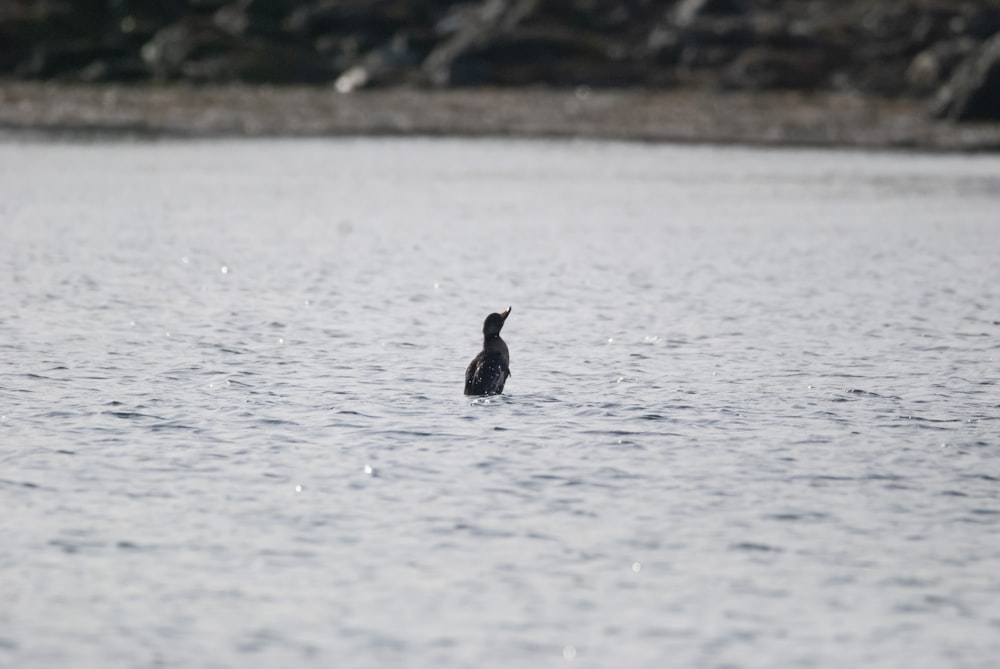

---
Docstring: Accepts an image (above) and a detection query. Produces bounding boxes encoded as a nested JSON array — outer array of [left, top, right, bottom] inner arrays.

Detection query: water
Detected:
[[1, 137, 999, 669]]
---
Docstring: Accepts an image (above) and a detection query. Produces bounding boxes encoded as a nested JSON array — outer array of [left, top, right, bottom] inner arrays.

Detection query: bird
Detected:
[[464, 306, 512, 396]]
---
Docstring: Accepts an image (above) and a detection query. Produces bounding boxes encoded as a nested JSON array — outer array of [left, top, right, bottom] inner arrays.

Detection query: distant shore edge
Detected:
[[3, 83, 1000, 152]]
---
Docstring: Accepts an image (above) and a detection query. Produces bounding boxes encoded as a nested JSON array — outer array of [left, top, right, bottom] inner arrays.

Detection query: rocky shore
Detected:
[[3, 0, 1000, 148]]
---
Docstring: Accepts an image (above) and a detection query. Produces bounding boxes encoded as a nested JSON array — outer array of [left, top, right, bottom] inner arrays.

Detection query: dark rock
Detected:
[[934, 31, 1000, 121], [420, 0, 655, 87], [442, 28, 644, 87], [17, 42, 111, 79], [672, 0, 749, 28], [141, 19, 232, 79], [2, 0, 1000, 109], [850, 60, 913, 96], [646, 26, 683, 66], [423, 0, 541, 87], [114, 9, 184, 47], [284, 0, 434, 42], [178, 41, 332, 83], [283, 0, 444, 87], [77, 56, 149, 82], [792, 2, 946, 97], [686, 15, 755, 49], [952, 5, 1000, 40], [720, 47, 828, 91], [0, 1, 100, 74], [142, 17, 332, 82], [213, 0, 290, 39], [185, 0, 231, 12], [676, 15, 755, 69]]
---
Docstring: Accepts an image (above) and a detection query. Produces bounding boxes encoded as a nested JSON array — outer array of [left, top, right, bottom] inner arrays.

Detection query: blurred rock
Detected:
[[0, 0, 999, 124], [720, 47, 827, 91], [142, 16, 332, 82], [335, 34, 416, 92], [934, 31, 1000, 121], [676, 15, 754, 69], [213, 0, 292, 39], [438, 29, 639, 86], [905, 37, 977, 96], [2, 0, 112, 78], [141, 19, 232, 79], [423, 0, 541, 86], [953, 5, 1000, 40], [424, 0, 664, 87], [76, 56, 149, 83], [672, 0, 749, 28], [179, 43, 333, 83]]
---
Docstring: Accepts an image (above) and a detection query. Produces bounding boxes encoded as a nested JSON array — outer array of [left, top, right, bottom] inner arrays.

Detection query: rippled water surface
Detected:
[[2, 138, 999, 668]]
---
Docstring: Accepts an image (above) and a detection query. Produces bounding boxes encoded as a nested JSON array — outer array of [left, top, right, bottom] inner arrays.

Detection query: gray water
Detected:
[[1, 138, 999, 669]]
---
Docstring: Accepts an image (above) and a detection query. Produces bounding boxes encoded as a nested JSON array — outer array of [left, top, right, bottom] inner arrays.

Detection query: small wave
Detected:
[[149, 421, 199, 432], [730, 541, 783, 553], [894, 415, 961, 425], [104, 410, 164, 420], [764, 512, 830, 522], [0, 478, 41, 489]]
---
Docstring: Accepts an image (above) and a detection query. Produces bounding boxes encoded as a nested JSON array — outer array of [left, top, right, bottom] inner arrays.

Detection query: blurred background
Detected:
[[2, 0, 1000, 122]]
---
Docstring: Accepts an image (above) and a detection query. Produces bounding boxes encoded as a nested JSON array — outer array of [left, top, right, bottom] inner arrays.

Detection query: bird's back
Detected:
[[464, 343, 509, 396]]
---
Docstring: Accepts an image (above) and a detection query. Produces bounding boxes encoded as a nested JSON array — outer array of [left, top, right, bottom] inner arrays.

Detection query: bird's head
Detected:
[[483, 306, 511, 338]]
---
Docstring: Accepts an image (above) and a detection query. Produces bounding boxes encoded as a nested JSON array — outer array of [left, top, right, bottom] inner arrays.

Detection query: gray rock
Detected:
[[905, 37, 977, 96], [141, 19, 232, 79], [335, 34, 417, 92], [934, 31, 1000, 121]]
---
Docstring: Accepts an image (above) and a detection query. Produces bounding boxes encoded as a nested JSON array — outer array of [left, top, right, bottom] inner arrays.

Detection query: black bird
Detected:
[[464, 307, 512, 396]]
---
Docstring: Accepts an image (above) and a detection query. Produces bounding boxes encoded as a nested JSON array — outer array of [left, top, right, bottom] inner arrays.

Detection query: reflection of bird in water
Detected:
[[464, 307, 511, 396]]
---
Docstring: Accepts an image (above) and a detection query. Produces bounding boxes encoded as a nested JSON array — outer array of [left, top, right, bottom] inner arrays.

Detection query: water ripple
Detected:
[[1, 138, 998, 669]]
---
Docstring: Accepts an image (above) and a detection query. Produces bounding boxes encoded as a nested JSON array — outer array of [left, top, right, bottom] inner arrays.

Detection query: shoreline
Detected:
[[3, 82, 1000, 152]]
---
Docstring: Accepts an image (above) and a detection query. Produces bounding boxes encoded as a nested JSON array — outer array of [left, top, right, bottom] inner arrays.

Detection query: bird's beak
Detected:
[[500, 306, 511, 319]]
